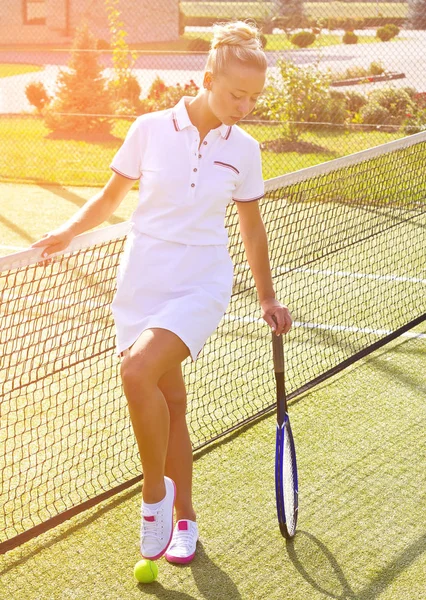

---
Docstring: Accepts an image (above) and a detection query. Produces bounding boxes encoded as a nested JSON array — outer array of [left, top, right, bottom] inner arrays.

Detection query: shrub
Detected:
[[376, 24, 399, 41], [25, 81, 50, 112], [290, 31, 316, 48], [368, 87, 416, 121], [254, 60, 333, 141], [140, 77, 199, 113], [342, 31, 358, 44], [385, 23, 400, 38], [108, 74, 142, 114], [44, 25, 114, 134], [360, 87, 417, 127], [370, 61, 385, 76], [345, 91, 368, 113], [360, 102, 393, 126], [402, 110, 426, 134], [105, 0, 139, 113]]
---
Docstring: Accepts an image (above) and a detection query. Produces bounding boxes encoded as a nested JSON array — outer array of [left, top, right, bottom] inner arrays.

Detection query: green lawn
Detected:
[[181, 1, 408, 19], [0, 64, 43, 78], [0, 324, 424, 599], [185, 30, 387, 51], [0, 116, 404, 187]]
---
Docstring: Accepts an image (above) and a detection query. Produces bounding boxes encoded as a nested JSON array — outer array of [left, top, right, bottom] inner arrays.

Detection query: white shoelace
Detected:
[[169, 528, 196, 551], [142, 510, 164, 543]]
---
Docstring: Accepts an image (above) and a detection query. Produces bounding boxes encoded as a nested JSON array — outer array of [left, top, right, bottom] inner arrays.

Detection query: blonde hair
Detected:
[[205, 21, 267, 77]]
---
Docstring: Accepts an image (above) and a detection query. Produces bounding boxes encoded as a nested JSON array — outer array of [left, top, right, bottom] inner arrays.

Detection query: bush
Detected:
[[368, 87, 415, 121], [342, 31, 358, 44], [360, 102, 393, 126], [402, 110, 426, 134], [370, 61, 385, 76], [376, 24, 399, 41], [25, 81, 50, 112], [139, 77, 199, 113], [254, 60, 334, 141], [290, 31, 316, 48], [360, 87, 417, 127], [345, 91, 368, 113], [386, 23, 400, 37], [44, 25, 114, 134], [108, 73, 142, 114]]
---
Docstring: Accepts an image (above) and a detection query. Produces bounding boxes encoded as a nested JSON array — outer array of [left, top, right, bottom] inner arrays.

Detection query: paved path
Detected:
[[1, 31, 425, 113]]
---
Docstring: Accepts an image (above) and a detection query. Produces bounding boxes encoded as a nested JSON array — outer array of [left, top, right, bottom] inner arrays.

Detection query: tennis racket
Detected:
[[272, 331, 298, 539]]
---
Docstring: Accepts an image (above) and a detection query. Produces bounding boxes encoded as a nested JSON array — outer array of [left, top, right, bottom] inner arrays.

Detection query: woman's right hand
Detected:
[[31, 226, 75, 258]]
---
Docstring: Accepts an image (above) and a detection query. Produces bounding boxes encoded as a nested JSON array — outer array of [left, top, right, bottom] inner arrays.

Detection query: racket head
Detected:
[[275, 418, 299, 539]]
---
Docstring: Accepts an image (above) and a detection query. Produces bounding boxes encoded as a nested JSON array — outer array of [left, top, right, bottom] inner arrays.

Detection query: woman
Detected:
[[32, 20, 292, 565]]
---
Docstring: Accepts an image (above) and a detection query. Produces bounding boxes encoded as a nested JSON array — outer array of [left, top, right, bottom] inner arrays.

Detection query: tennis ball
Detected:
[[134, 559, 158, 583]]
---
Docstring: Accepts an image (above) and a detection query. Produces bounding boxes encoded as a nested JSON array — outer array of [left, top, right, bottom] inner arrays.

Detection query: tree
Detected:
[[44, 25, 113, 134], [277, 0, 305, 29], [105, 0, 141, 113], [406, 0, 426, 29]]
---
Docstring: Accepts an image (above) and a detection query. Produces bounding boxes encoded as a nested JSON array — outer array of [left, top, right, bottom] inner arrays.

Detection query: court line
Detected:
[[276, 266, 426, 285], [234, 264, 426, 285], [223, 314, 426, 340]]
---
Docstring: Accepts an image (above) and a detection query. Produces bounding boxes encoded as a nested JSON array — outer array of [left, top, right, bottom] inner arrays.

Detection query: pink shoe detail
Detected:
[[165, 519, 198, 564], [140, 477, 176, 560]]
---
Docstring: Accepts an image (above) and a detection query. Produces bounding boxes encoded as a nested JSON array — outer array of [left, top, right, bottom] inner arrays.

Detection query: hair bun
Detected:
[[211, 21, 262, 52]]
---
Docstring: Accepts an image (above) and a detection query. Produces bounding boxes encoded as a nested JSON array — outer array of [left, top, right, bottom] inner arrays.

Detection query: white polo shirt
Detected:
[[110, 96, 265, 246]]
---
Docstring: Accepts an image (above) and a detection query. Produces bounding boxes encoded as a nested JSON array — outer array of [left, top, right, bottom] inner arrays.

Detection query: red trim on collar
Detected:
[[172, 112, 180, 132]]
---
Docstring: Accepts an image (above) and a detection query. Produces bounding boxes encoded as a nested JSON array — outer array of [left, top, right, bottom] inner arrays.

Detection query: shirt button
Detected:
[[193, 168, 197, 172], [198, 154, 202, 158], [191, 183, 195, 187], [203, 141, 208, 145]]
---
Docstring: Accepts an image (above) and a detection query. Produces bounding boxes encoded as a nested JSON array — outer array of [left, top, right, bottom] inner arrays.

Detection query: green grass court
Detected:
[[0, 324, 425, 599], [0, 138, 425, 598]]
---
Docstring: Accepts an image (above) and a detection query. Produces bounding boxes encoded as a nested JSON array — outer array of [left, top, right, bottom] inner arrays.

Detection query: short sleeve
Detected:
[[110, 118, 144, 180], [232, 141, 264, 202]]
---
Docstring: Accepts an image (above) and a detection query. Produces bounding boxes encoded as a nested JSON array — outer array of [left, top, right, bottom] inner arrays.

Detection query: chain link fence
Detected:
[[1, 0, 425, 186]]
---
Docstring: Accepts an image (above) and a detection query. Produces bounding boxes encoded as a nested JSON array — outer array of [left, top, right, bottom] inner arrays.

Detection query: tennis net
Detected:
[[1, 132, 426, 552]]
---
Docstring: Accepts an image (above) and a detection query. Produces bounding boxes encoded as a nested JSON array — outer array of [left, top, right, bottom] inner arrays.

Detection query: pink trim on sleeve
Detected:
[[232, 193, 265, 203], [111, 166, 140, 180]]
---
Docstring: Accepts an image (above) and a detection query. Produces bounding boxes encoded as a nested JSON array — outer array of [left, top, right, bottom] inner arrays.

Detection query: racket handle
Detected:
[[271, 331, 284, 374]]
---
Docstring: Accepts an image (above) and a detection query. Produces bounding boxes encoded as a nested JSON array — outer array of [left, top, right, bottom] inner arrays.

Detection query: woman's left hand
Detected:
[[261, 298, 293, 336]]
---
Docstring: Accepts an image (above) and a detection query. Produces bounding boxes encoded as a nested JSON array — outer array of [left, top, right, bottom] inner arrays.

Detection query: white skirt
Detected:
[[111, 228, 234, 361]]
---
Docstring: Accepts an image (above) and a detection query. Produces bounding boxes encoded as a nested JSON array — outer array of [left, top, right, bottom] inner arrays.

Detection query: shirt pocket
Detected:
[[212, 161, 240, 197]]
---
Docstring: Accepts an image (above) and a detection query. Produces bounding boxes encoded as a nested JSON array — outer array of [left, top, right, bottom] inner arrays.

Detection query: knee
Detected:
[[120, 354, 153, 396], [164, 390, 187, 421]]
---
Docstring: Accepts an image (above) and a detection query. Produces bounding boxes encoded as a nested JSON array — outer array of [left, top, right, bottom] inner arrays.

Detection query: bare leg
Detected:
[[120, 328, 190, 504], [159, 366, 197, 522]]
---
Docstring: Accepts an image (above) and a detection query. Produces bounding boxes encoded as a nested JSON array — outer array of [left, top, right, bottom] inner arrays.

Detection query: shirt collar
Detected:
[[172, 96, 232, 139]]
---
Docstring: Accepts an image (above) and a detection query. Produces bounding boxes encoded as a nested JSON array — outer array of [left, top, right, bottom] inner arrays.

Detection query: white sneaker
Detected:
[[140, 476, 176, 560], [165, 519, 199, 564]]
